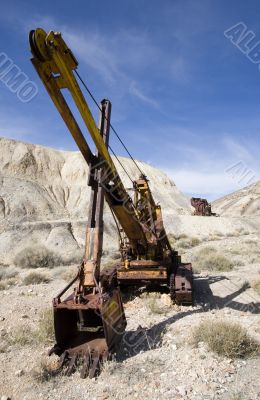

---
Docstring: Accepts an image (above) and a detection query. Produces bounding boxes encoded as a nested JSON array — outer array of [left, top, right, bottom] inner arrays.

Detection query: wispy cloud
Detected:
[[64, 30, 122, 85], [129, 81, 159, 108], [223, 136, 255, 163], [170, 56, 190, 83], [163, 135, 259, 200]]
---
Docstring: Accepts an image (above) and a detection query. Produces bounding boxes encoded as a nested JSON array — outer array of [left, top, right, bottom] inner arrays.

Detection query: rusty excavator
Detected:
[[191, 197, 218, 216], [29, 28, 193, 378]]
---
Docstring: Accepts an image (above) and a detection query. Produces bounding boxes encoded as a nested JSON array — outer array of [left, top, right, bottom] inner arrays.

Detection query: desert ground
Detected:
[[0, 138, 259, 400]]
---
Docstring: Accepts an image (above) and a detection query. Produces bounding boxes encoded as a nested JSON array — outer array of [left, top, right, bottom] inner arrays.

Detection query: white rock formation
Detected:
[[213, 181, 260, 216], [0, 137, 191, 266]]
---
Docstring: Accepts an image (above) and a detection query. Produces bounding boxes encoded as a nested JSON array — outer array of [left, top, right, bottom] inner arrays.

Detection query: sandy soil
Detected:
[[0, 233, 259, 400]]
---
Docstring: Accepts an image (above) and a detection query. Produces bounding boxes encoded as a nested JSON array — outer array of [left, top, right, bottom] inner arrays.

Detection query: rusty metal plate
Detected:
[[174, 263, 193, 305], [117, 268, 167, 283]]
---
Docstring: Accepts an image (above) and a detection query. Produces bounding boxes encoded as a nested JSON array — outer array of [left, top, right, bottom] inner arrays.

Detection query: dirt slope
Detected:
[[213, 181, 260, 217], [0, 137, 192, 266]]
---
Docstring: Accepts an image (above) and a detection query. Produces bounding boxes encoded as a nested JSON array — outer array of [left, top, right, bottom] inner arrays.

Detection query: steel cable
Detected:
[[75, 70, 145, 178]]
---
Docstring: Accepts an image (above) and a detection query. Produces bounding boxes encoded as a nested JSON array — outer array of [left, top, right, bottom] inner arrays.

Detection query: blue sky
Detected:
[[0, 0, 259, 200]]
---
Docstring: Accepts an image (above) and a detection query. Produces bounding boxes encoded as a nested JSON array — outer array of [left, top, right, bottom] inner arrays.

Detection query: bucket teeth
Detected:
[[89, 353, 100, 379], [58, 351, 69, 369], [56, 350, 110, 379], [101, 350, 108, 364], [64, 354, 77, 376], [80, 353, 90, 379]]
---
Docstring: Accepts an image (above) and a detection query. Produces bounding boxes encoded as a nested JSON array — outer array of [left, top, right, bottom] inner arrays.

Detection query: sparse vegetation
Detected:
[[37, 308, 54, 343], [251, 277, 260, 295], [229, 392, 244, 400], [14, 245, 84, 269], [7, 325, 35, 347], [14, 245, 60, 269], [23, 272, 50, 285], [249, 255, 260, 264], [0, 267, 19, 280], [61, 265, 78, 282], [5, 308, 54, 348], [0, 277, 17, 290], [192, 320, 259, 358], [141, 292, 170, 315], [176, 237, 201, 249], [198, 246, 217, 256], [167, 233, 188, 245], [194, 247, 234, 272], [244, 239, 257, 245], [207, 231, 226, 241], [32, 357, 60, 382]]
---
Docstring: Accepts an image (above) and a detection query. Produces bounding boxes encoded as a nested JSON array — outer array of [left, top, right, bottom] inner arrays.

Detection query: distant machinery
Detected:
[[191, 197, 218, 216]]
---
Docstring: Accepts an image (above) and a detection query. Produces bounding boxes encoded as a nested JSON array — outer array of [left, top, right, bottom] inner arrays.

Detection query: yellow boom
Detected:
[[29, 28, 147, 252]]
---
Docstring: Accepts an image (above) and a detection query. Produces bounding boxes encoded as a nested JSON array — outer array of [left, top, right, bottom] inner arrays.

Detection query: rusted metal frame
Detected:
[[53, 273, 79, 305], [171, 263, 193, 304], [84, 99, 111, 286]]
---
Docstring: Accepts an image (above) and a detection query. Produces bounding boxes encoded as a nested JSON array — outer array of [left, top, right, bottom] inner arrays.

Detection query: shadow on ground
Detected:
[[118, 275, 259, 360]]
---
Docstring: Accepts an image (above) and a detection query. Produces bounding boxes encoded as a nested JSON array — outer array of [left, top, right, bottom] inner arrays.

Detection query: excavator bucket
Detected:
[[49, 271, 126, 378]]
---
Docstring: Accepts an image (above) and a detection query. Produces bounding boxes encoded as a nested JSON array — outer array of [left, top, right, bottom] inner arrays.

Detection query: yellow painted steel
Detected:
[[30, 28, 147, 248]]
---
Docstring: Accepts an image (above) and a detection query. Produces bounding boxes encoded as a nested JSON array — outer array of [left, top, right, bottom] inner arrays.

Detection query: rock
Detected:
[[177, 386, 187, 396], [161, 294, 172, 307], [21, 314, 28, 319], [1, 396, 11, 400], [15, 369, 24, 377], [224, 309, 231, 315], [0, 329, 7, 337], [0, 317, 5, 321], [0, 137, 192, 267], [213, 181, 260, 216]]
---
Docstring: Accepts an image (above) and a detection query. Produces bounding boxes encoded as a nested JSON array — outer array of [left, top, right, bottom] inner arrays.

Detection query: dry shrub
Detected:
[[208, 232, 224, 241], [141, 292, 170, 315], [0, 267, 19, 280], [0, 278, 17, 290], [6, 309, 54, 347], [176, 237, 201, 249], [7, 325, 35, 347], [167, 233, 175, 245], [194, 247, 234, 272], [249, 255, 260, 264], [203, 254, 234, 271], [168, 233, 188, 244], [32, 357, 60, 382], [245, 239, 257, 245], [175, 233, 188, 240], [37, 308, 54, 343], [23, 272, 50, 285], [229, 393, 244, 400], [251, 277, 260, 295], [61, 265, 79, 282], [192, 320, 259, 358], [0, 281, 7, 291], [14, 245, 60, 269], [62, 248, 84, 265], [197, 246, 217, 257]]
